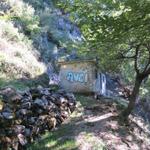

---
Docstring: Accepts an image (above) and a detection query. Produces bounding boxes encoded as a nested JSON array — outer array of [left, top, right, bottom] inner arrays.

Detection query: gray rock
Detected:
[[24, 128, 31, 137], [34, 99, 45, 108], [2, 112, 14, 120], [13, 125, 25, 134], [17, 134, 27, 146], [21, 102, 32, 109], [0, 86, 76, 149]]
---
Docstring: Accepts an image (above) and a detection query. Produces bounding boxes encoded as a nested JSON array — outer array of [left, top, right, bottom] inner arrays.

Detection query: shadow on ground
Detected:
[[27, 95, 150, 150], [0, 73, 150, 150]]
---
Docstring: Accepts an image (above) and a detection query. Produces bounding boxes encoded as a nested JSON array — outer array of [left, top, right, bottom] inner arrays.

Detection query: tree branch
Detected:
[[143, 67, 150, 77], [143, 47, 150, 73], [117, 48, 136, 59], [134, 45, 141, 75], [118, 53, 136, 59]]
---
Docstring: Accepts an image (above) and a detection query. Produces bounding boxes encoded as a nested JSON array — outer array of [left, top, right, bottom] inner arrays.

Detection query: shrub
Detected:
[[0, 0, 40, 36]]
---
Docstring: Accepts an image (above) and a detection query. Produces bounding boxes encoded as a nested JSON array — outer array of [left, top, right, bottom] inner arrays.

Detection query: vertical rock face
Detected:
[[56, 16, 81, 42], [28, 0, 82, 63]]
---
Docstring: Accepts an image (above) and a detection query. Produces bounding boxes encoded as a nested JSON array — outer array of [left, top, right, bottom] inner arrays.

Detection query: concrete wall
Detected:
[[59, 61, 96, 93]]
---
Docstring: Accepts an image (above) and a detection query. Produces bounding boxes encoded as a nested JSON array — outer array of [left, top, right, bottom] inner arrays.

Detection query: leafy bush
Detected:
[[24, 0, 54, 10], [0, 20, 24, 42], [0, 0, 40, 36]]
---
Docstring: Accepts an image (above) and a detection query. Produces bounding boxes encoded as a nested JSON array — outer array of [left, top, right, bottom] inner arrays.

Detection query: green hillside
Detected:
[[0, 0, 81, 89]]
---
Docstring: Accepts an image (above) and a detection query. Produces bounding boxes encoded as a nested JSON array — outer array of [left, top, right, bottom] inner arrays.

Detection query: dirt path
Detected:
[[29, 95, 150, 150], [69, 95, 150, 150]]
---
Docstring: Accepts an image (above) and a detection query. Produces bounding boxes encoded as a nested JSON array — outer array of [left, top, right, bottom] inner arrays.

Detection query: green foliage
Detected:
[[24, 0, 54, 10], [141, 77, 150, 97], [121, 62, 135, 84], [0, 79, 27, 90], [58, 1, 150, 118], [58, 0, 150, 78], [28, 124, 77, 150], [1, 0, 40, 36], [0, 20, 27, 43], [39, 10, 79, 49]]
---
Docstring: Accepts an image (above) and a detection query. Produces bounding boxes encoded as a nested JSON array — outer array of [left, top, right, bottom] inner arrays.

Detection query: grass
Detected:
[[0, 76, 34, 90], [0, 77, 39, 91], [0, 71, 49, 90], [27, 122, 78, 150]]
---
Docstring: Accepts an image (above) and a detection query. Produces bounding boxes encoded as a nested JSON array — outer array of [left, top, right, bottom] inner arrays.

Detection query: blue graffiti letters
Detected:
[[66, 72, 74, 82], [66, 72, 87, 83]]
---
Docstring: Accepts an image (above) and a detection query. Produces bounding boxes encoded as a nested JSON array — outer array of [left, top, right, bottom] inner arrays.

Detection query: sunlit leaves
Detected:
[[57, 0, 150, 76]]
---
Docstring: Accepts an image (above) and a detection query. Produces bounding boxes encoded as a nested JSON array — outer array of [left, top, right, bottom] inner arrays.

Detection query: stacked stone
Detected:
[[0, 86, 76, 150]]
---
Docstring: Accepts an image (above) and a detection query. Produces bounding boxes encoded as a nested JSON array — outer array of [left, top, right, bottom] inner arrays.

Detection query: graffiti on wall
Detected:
[[66, 72, 88, 83]]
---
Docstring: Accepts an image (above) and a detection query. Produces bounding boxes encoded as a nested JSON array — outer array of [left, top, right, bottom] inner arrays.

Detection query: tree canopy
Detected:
[[58, 0, 150, 119], [58, 0, 150, 71]]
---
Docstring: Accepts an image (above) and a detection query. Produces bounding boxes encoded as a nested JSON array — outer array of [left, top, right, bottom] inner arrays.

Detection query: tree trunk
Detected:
[[121, 75, 143, 120]]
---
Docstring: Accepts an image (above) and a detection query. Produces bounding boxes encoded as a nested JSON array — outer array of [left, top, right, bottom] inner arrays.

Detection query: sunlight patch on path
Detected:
[[76, 132, 105, 150], [84, 112, 117, 123]]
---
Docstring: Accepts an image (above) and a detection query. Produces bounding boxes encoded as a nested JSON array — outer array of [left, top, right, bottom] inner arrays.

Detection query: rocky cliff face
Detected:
[[28, 0, 82, 62], [0, 0, 82, 88]]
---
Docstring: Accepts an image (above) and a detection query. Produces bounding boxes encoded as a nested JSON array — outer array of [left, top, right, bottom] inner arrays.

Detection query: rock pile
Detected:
[[0, 86, 76, 150]]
